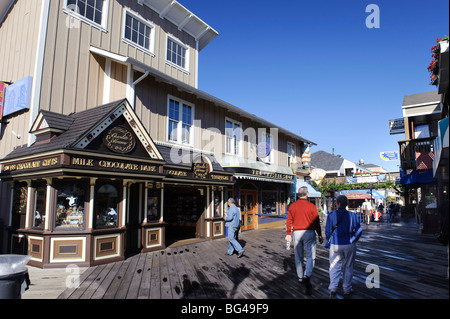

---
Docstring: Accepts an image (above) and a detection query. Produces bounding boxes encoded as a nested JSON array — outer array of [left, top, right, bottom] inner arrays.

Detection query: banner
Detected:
[[380, 151, 399, 161]]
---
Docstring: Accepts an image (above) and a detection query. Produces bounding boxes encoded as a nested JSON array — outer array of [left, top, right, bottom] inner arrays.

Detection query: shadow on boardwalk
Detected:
[[58, 221, 448, 300]]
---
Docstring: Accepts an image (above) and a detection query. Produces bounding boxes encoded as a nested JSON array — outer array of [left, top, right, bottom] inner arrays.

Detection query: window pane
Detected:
[[147, 190, 160, 221], [169, 120, 178, 141], [55, 182, 86, 229], [95, 183, 119, 228], [182, 105, 192, 124], [86, 4, 94, 21], [182, 124, 190, 144], [95, 0, 104, 10], [34, 184, 47, 229]]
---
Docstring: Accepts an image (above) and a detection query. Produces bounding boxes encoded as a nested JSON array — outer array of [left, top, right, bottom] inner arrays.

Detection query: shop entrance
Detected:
[[240, 189, 258, 231], [164, 186, 205, 246], [126, 183, 143, 257]]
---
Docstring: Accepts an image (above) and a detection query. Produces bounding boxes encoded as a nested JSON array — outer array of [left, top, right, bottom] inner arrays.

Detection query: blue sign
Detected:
[[3, 76, 32, 117], [380, 151, 399, 161]]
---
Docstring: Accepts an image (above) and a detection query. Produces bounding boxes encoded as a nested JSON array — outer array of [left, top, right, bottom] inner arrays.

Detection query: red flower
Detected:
[[437, 38, 442, 42]]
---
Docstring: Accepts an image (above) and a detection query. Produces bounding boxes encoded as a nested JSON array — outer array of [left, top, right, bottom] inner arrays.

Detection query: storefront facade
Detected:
[[0, 99, 232, 268]]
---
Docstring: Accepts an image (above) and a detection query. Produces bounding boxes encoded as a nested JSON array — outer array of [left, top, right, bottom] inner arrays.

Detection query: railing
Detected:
[[398, 137, 436, 171]]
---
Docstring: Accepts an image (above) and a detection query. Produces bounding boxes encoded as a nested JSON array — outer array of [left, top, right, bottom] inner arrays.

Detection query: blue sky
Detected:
[[181, 0, 449, 173]]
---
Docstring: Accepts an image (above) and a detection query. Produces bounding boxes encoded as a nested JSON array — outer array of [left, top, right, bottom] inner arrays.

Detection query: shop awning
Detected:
[[222, 155, 295, 184], [397, 169, 436, 187], [296, 182, 322, 198]]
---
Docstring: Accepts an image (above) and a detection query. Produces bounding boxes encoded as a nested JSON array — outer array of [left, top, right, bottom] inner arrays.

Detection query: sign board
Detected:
[[2, 76, 32, 117], [380, 151, 399, 161], [389, 118, 405, 135]]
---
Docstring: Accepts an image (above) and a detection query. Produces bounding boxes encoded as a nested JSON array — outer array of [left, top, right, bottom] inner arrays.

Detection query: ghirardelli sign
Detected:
[[193, 162, 210, 179], [103, 126, 136, 154]]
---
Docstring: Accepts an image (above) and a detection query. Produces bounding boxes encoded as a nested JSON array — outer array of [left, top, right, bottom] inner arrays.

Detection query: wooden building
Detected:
[[0, 0, 314, 268]]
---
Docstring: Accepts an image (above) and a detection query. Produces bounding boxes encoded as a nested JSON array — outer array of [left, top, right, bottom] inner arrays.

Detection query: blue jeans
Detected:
[[293, 230, 317, 279], [227, 226, 243, 255]]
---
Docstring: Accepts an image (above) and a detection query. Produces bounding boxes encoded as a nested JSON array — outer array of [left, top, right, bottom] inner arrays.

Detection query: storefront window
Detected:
[[424, 184, 437, 209], [33, 182, 47, 229], [262, 191, 278, 215], [55, 181, 86, 229], [95, 183, 119, 228], [12, 182, 28, 229], [214, 190, 222, 217], [147, 189, 160, 222]]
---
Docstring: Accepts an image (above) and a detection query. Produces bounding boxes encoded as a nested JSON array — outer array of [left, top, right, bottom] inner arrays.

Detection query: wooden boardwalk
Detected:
[[58, 221, 449, 300]]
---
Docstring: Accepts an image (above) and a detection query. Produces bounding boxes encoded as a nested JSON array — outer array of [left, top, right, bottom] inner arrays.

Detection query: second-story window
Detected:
[[65, 0, 108, 29], [168, 96, 194, 145], [123, 11, 155, 54], [225, 119, 242, 156], [166, 37, 188, 71], [287, 142, 296, 167]]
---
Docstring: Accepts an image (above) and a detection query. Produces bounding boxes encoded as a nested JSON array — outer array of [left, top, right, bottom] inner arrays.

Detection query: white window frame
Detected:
[[287, 142, 296, 167], [225, 118, 242, 157], [122, 9, 155, 56], [166, 95, 195, 146], [165, 35, 190, 74], [63, 0, 109, 32]]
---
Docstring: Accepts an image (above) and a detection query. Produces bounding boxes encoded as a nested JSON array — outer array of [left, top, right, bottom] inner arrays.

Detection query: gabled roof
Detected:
[[30, 110, 75, 133], [1, 99, 163, 162], [310, 150, 344, 171]]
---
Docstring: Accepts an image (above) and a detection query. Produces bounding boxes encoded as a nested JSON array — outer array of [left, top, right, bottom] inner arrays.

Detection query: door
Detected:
[[239, 190, 258, 230], [126, 183, 142, 257]]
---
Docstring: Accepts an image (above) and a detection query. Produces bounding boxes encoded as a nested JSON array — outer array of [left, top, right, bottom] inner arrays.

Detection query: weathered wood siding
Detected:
[[39, 0, 196, 114]]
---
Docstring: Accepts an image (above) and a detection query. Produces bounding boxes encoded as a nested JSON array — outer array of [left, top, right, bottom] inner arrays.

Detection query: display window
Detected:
[[55, 181, 87, 229], [33, 182, 47, 229], [213, 190, 222, 217], [262, 191, 278, 215], [95, 182, 120, 228], [12, 182, 28, 229], [147, 189, 160, 222]]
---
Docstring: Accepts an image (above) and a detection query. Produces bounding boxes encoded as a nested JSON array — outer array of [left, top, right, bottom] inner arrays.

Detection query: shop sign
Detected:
[[70, 156, 159, 174], [164, 167, 232, 182], [389, 118, 405, 135], [103, 126, 136, 154], [2, 76, 32, 118], [193, 162, 210, 179], [1, 156, 59, 173], [228, 167, 294, 181]]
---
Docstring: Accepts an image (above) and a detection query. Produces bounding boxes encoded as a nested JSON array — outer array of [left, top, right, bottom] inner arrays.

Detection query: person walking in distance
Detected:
[[326, 195, 362, 298], [361, 198, 373, 225], [285, 187, 323, 294], [224, 198, 245, 258]]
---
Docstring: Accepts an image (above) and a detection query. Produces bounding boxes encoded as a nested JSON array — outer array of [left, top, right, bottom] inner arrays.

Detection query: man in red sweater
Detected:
[[285, 186, 323, 294]]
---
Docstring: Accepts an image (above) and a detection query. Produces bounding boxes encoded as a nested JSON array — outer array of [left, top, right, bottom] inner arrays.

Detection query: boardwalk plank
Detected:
[[68, 266, 103, 299], [137, 252, 154, 299], [57, 266, 97, 299], [149, 251, 161, 299], [103, 258, 132, 299], [91, 261, 123, 299], [126, 253, 148, 299], [80, 262, 115, 299], [159, 251, 173, 299]]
